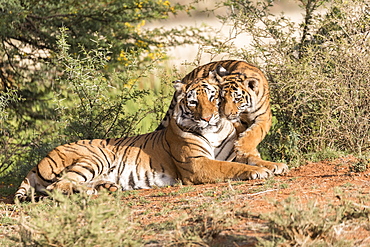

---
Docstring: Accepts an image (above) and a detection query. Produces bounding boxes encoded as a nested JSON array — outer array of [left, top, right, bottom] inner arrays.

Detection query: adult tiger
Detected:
[[156, 60, 288, 174], [14, 70, 272, 202]]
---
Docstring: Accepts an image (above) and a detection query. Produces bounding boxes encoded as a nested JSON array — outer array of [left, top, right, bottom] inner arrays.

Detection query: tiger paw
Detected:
[[255, 161, 289, 175], [46, 180, 75, 195], [242, 166, 273, 180], [95, 182, 120, 192], [270, 162, 289, 175]]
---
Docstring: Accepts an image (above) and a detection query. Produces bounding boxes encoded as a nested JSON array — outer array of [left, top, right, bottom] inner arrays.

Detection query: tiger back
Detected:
[[14, 70, 272, 202]]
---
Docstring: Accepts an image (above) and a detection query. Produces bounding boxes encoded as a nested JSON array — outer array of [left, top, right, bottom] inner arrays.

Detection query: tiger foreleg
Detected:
[[246, 153, 288, 175], [234, 146, 288, 175], [234, 127, 289, 174], [177, 157, 273, 185]]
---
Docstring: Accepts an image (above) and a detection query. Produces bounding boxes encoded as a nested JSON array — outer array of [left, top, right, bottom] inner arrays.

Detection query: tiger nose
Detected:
[[201, 116, 212, 122]]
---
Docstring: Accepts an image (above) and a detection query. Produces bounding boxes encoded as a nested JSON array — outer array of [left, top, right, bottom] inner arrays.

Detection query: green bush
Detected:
[[53, 28, 170, 141], [0, 0, 206, 179], [0, 28, 175, 180]]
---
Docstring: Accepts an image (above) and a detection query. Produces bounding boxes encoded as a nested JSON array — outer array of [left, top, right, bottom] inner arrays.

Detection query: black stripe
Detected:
[[151, 131, 159, 150], [44, 153, 58, 172], [250, 109, 268, 123], [213, 122, 227, 135], [250, 100, 268, 115], [134, 148, 142, 165], [53, 148, 69, 168], [261, 128, 266, 140], [142, 133, 154, 150], [176, 164, 195, 174], [63, 145, 81, 152], [78, 156, 103, 175], [112, 138, 129, 151], [120, 146, 135, 168], [187, 155, 205, 159], [156, 131, 165, 147], [159, 163, 165, 173], [162, 137, 189, 164], [155, 124, 165, 131], [116, 147, 133, 176], [187, 141, 212, 156], [215, 135, 233, 149], [148, 157, 154, 171], [68, 170, 88, 182], [169, 152, 191, 164], [128, 172, 135, 188], [92, 151, 107, 175], [223, 60, 237, 70], [63, 145, 85, 156], [127, 135, 143, 147], [36, 166, 54, 183], [145, 170, 152, 187], [74, 144, 105, 175], [226, 151, 235, 161], [79, 164, 96, 178], [47, 158, 60, 179], [98, 147, 112, 168], [117, 161, 126, 177]]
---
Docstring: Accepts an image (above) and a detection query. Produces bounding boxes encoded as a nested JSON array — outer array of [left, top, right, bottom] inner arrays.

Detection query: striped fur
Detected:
[[156, 60, 268, 130], [216, 69, 288, 174], [14, 71, 272, 202], [157, 60, 288, 174]]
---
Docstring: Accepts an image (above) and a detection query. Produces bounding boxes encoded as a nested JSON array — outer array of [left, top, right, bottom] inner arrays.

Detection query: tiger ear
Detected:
[[207, 70, 218, 83], [246, 78, 259, 92], [173, 80, 185, 93], [216, 65, 230, 77], [208, 68, 225, 84]]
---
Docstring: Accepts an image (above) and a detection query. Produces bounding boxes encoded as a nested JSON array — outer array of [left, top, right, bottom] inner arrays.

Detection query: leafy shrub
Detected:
[[0, 0, 204, 179], [54, 28, 167, 141], [0, 28, 174, 180]]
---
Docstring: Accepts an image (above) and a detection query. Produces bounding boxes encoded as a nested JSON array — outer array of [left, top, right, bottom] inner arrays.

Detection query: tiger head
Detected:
[[216, 66, 260, 122], [173, 70, 222, 133]]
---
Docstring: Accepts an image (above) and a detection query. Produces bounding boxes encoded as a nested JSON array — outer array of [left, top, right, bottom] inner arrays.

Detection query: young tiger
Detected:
[[14, 70, 272, 202], [216, 66, 288, 174], [156, 60, 288, 174]]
